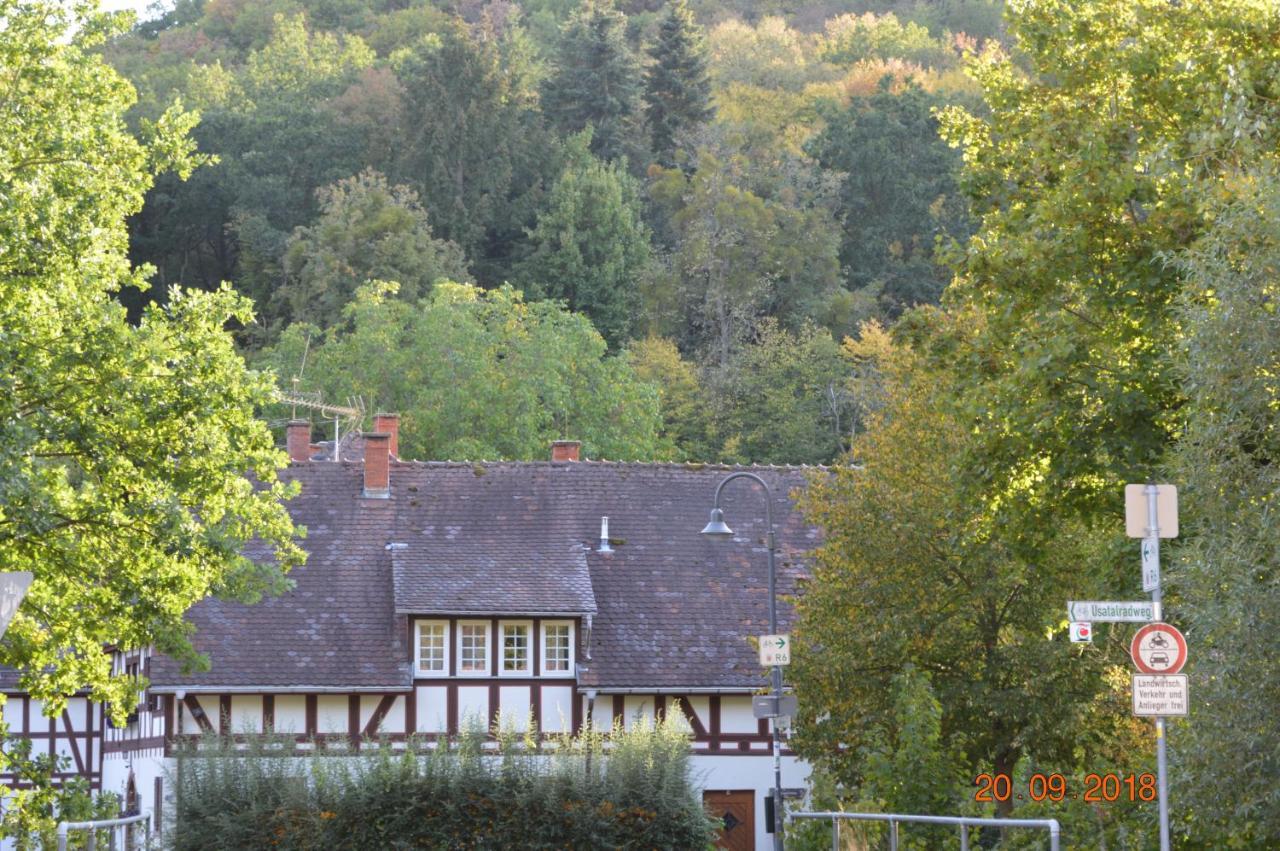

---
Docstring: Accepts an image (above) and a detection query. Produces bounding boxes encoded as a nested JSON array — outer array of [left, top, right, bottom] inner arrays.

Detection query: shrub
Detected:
[[172, 713, 717, 850]]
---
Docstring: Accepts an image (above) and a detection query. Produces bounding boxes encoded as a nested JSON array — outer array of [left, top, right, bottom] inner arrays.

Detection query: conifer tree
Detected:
[[644, 0, 713, 166], [541, 1, 642, 163]]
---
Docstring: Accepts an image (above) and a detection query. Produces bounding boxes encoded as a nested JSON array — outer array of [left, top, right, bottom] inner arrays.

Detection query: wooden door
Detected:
[[705, 789, 756, 851]]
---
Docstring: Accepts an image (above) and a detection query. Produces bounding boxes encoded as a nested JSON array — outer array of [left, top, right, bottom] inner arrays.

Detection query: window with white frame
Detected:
[[458, 621, 490, 675], [501, 622, 531, 675], [542, 621, 573, 675], [416, 621, 448, 675]]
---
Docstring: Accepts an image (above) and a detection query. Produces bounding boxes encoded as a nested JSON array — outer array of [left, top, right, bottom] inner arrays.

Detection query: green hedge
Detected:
[[173, 714, 718, 850]]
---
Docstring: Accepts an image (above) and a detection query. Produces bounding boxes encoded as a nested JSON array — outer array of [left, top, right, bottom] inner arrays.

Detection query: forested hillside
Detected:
[[105, 0, 997, 463]]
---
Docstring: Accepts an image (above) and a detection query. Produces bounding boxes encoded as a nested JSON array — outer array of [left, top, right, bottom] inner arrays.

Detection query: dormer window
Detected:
[[501, 622, 531, 675], [458, 621, 490, 675], [542, 621, 574, 676], [416, 620, 448, 676]]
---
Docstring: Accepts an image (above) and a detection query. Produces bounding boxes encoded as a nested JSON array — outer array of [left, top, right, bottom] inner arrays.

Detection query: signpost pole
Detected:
[[766, 527, 784, 851], [1145, 483, 1170, 851]]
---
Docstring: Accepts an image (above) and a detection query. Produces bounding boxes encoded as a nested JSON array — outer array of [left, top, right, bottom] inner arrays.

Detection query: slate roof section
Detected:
[[149, 464, 409, 689], [146, 459, 821, 692], [389, 465, 597, 615]]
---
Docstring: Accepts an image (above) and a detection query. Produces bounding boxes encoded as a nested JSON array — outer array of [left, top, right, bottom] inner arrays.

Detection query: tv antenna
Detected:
[[275, 336, 366, 461]]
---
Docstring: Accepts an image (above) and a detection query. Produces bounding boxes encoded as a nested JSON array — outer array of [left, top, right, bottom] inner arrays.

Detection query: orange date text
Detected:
[[973, 773, 1157, 803]]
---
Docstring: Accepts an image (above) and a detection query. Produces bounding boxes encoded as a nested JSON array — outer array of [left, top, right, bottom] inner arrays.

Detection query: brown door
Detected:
[[705, 789, 756, 851]]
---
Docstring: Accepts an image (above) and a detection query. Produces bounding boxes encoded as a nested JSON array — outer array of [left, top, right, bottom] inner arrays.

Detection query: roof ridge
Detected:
[[385, 459, 831, 472]]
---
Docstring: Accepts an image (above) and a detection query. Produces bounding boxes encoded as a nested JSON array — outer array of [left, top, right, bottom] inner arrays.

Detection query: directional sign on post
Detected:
[[0, 572, 33, 638], [1142, 538, 1161, 592], [1132, 675, 1189, 717], [1125, 484, 1178, 538], [759, 634, 790, 666], [1068, 600, 1156, 622], [1130, 622, 1188, 675]]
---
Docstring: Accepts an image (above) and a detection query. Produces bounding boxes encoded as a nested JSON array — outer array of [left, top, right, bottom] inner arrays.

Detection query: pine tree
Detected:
[[644, 0, 713, 166], [541, 0, 642, 163], [517, 133, 651, 347]]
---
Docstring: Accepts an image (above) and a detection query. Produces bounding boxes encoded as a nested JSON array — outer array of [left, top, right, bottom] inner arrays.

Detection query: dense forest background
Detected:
[[106, 0, 997, 463]]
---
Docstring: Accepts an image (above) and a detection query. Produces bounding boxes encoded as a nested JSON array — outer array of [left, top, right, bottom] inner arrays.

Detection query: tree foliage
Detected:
[[542, 0, 644, 163], [792, 319, 1124, 818], [276, 169, 469, 331], [0, 1, 303, 719], [1168, 170, 1280, 846], [517, 135, 652, 347], [644, 0, 714, 166], [808, 80, 970, 317], [260, 282, 667, 461]]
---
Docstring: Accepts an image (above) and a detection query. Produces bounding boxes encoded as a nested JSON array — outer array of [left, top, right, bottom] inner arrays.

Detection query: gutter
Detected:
[[149, 685, 409, 694]]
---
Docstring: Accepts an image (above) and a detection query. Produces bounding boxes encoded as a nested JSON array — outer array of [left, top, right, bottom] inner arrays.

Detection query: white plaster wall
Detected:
[[230, 695, 262, 734], [692, 753, 812, 851], [541, 686, 573, 733], [274, 695, 306, 734], [2, 696, 23, 734], [193, 695, 221, 733], [316, 695, 346, 734], [719, 696, 758, 734], [497, 686, 530, 732], [415, 686, 447, 733], [622, 696, 654, 730], [457, 686, 489, 729]]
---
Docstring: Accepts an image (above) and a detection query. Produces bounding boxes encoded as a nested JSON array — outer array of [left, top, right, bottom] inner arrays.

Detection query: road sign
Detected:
[[1132, 674, 1189, 717], [0, 572, 33, 638], [1069, 622, 1092, 643], [759, 634, 790, 666], [1067, 600, 1155, 622], [1142, 538, 1161, 592], [1125, 484, 1178, 538], [1130, 622, 1187, 674], [752, 694, 798, 719]]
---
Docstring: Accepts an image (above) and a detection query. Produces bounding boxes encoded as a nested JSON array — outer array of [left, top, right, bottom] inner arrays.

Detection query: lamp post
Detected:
[[701, 472, 785, 851]]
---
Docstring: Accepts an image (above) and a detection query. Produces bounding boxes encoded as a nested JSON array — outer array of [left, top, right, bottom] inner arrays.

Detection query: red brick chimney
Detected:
[[551, 440, 581, 462], [373, 413, 400, 459], [286, 421, 311, 462], [363, 432, 391, 498]]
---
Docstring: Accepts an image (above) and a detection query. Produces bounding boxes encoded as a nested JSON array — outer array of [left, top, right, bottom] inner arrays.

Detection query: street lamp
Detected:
[[701, 472, 785, 851]]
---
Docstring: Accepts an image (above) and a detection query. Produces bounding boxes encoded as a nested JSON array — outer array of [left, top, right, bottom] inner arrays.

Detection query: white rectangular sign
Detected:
[[1068, 601, 1155, 623], [1141, 538, 1160, 592], [1132, 674, 1188, 717], [1125, 484, 1178, 538], [759, 634, 790, 666]]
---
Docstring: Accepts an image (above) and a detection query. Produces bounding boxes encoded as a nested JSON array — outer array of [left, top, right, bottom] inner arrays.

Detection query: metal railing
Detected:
[[790, 810, 1060, 851], [56, 811, 151, 851]]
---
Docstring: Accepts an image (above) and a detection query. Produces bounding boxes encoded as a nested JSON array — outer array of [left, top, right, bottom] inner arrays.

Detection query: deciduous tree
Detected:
[[0, 1, 303, 720]]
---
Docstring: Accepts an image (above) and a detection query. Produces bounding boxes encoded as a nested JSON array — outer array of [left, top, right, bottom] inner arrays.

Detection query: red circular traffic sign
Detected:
[[1130, 622, 1187, 674]]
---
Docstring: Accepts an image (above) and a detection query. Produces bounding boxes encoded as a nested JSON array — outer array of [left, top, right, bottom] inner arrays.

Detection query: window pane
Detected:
[[502, 625, 529, 672], [418, 623, 446, 673], [544, 624, 571, 672], [460, 624, 488, 673]]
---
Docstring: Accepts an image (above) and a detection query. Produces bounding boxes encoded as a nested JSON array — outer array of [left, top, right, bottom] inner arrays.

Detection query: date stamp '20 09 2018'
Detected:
[[974, 773, 1158, 804]]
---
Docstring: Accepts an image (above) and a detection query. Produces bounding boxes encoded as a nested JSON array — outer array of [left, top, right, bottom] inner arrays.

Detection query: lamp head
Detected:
[[700, 507, 734, 539]]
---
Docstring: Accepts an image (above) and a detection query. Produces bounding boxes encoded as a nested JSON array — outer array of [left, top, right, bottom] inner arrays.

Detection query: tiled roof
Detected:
[[147, 459, 822, 691]]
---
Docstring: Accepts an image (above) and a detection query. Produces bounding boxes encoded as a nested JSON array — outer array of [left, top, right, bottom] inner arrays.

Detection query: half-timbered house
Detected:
[[5, 416, 820, 850]]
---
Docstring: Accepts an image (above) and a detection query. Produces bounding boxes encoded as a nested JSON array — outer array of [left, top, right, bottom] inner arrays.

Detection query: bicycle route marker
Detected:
[[758, 634, 790, 666], [1067, 600, 1156, 622]]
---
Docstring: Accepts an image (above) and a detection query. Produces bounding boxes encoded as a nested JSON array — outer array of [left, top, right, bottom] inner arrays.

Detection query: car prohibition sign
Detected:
[[1130, 622, 1187, 675]]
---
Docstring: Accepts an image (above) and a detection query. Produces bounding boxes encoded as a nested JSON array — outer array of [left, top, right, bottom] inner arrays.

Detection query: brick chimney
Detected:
[[363, 432, 391, 498], [373, 413, 400, 459], [286, 420, 311, 462], [551, 440, 581, 462]]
